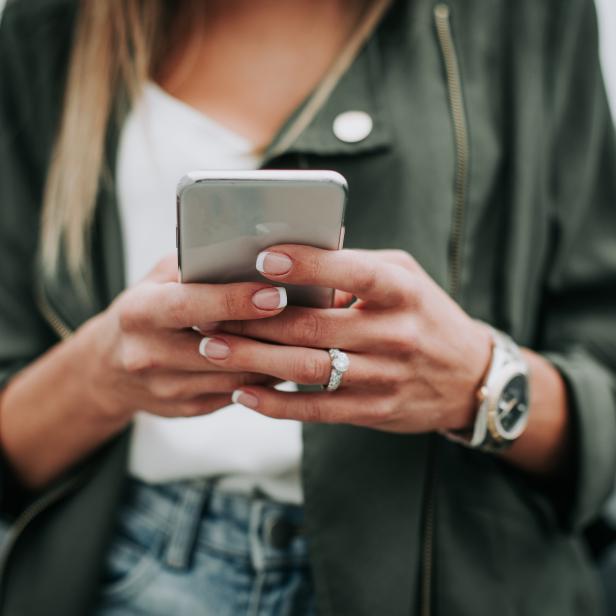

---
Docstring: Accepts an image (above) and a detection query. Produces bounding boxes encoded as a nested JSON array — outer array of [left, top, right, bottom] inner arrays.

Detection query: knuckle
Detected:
[[117, 298, 143, 332], [388, 367, 409, 387], [380, 270, 410, 307], [398, 323, 420, 355], [301, 397, 323, 423], [372, 365, 405, 388], [352, 263, 378, 297], [165, 288, 188, 327], [151, 378, 184, 401], [222, 288, 242, 318], [393, 250, 416, 270], [372, 396, 397, 422], [307, 255, 324, 282], [294, 311, 325, 343], [397, 275, 415, 304], [294, 354, 327, 384], [150, 380, 171, 400], [121, 342, 153, 373], [118, 283, 170, 330], [222, 289, 236, 317], [402, 276, 422, 309]]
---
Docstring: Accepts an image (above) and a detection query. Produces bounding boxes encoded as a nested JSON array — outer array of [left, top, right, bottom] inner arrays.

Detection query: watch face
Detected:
[[495, 373, 529, 437]]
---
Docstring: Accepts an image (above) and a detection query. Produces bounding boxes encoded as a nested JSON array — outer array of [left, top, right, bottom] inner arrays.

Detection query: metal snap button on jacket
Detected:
[[333, 110, 373, 143]]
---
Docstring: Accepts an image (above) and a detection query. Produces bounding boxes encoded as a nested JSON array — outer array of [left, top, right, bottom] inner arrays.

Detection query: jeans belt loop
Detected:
[[163, 479, 212, 570], [249, 499, 268, 572]]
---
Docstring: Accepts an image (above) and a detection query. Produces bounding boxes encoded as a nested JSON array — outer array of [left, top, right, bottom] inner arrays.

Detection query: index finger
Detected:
[[256, 245, 413, 307], [123, 282, 287, 331]]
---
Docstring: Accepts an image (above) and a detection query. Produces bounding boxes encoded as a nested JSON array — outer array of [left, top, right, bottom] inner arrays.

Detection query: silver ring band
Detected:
[[326, 348, 350, 392]]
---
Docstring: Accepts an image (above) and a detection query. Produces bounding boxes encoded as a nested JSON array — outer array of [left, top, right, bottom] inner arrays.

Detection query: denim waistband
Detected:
[[118, 477, 308, 574]]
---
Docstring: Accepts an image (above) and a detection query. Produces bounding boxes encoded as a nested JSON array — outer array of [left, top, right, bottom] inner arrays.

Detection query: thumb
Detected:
[[146, 253, 178, 283]]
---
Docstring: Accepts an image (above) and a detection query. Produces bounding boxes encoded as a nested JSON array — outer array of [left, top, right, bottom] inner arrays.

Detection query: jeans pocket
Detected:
[[100, 505, 165, 602]]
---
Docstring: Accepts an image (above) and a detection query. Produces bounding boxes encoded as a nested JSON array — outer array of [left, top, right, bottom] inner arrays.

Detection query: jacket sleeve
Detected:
[[539, 0, 616, 531], [0, 4, 59, 516]]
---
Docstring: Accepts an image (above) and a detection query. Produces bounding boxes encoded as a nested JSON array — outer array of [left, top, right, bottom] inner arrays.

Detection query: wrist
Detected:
[[442, 326, 532, 453], [501, 350, 570, 476], [445, 320, 493, 431], [74, 314, 134, 427]]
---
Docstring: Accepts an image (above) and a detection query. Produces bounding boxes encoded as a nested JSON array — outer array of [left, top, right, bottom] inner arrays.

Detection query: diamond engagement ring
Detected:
[[325, 348, 350, 392]]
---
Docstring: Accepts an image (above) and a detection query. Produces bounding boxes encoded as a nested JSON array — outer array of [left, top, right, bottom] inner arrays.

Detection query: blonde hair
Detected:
[[41, 0, 182, 279]]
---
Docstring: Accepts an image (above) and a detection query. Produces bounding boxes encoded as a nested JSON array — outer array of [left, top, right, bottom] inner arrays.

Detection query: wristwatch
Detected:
[[443, 327, 530, 452]]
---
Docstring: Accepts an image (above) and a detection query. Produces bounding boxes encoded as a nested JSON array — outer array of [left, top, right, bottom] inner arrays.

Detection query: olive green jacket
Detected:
[[1, 0, 616, 614]]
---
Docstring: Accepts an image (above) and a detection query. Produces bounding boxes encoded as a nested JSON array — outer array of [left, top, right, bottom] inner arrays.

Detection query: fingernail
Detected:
[[232, 389, 259, 409], [198, 337, 230, 359], [256, 251, 293, 275], [252, 286, 287, 310]]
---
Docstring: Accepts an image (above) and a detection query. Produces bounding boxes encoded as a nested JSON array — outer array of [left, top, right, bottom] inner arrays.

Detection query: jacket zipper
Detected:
[[36, 281, 74, 340], [419, 6, 470, 616], [0, 286, 78, 596], [435, 2, 469, 300]]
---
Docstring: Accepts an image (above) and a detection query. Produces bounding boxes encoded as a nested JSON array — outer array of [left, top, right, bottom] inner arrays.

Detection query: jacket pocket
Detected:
[[435, 441, 603, 615]]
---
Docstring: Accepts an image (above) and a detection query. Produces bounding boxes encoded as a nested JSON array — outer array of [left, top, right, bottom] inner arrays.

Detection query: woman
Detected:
[[0, 0, 615, 614]]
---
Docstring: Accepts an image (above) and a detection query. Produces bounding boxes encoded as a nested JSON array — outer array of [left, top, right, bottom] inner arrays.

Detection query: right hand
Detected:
[[79, 255, 287, 423]]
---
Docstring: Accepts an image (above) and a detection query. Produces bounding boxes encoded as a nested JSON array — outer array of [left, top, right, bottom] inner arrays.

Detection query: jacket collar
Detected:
[[264, 0, 394, 161], [265, 36, 393, 160]]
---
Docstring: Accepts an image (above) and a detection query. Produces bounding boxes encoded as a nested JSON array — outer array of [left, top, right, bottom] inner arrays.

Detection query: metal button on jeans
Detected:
[[332, 110, 373, 143]]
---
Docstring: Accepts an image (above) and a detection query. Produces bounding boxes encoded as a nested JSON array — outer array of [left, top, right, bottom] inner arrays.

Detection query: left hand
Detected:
[[201, 245, 492, 434]]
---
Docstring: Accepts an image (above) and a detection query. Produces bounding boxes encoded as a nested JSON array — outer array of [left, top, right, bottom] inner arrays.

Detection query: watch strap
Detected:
[[442, 326, 526, 452]]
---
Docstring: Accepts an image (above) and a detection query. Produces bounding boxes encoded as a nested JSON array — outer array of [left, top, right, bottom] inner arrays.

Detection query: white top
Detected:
[[117, 82, 303, 503]]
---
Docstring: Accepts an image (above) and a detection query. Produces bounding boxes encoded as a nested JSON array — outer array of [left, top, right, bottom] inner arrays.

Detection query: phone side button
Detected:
[[176, 226, 179, 248]]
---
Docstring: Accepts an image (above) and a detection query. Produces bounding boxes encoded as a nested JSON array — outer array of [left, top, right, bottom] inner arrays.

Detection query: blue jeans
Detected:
[[94, 478, 316, 616]]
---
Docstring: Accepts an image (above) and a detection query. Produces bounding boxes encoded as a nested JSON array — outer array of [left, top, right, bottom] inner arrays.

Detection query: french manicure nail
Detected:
[[198, 337, 230, 359], [256, 251, 293, 275], [232, 389, 259, 409], [252, 286, 287, 310]]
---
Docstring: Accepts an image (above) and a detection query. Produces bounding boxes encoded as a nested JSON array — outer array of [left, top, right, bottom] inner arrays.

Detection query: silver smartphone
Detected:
[[176, 170, 347, 307]]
